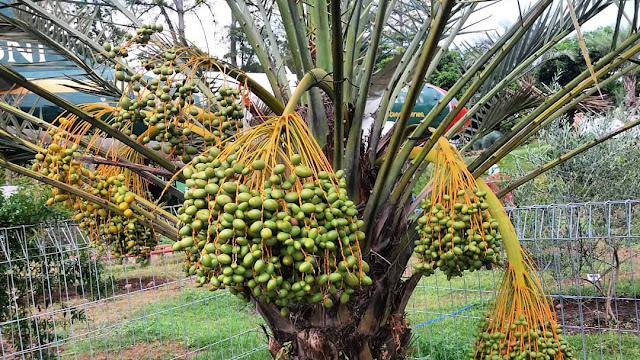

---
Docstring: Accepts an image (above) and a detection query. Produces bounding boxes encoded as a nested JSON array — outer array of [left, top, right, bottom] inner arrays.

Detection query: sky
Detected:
[[457, 0, 622, 45], [172, 0, 624, 59]]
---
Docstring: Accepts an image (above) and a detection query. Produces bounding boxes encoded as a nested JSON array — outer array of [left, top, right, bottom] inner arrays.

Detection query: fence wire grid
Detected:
[[1, 200, 639, 360]]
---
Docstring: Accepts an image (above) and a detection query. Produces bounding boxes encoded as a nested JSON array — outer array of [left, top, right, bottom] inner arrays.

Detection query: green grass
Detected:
[[566, 332, 640, 360], [408, 319, 640, 360], [405, 271, 492, 359], [66, 271, 640, 360], [65, 245, 640, 360], [409, 315, 481, 360], [404, 143, 640, 359], [106, 253, 185, 283], [68, 288, 269, 359], [406, 301, 640, 360]]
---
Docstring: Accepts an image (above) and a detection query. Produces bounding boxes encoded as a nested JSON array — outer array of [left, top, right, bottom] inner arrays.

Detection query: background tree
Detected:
[[533, 26, 640, 107], [514, 113, 640, 204], [225, 18, 262, 72], [429, 49, 465, 91], [125, 0, 212, 46], [0, 180, 96, 358], [536, 27, 615, 87], [511, 113, 640, 324]]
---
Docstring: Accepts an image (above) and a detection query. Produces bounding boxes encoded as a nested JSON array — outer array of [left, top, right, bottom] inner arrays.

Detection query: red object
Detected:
[[238, 83, 251, 107], [485, 173, 516, 206], [446, 101, 470, 134], [79, 244, 175, 262], [150, 244, 174, 255]]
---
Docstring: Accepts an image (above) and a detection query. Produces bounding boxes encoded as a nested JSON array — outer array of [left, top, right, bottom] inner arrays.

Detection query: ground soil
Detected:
[[555, 298, 639, 333], [33, 275, 184, 321], [43, 275, 176, 301], [113, 275, 173, 293]]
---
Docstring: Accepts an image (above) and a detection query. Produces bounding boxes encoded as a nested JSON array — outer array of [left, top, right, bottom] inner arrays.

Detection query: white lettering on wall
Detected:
[[1, 42, 47, 63], [8, 42, 32, 63], [38, 44, 46, 61]]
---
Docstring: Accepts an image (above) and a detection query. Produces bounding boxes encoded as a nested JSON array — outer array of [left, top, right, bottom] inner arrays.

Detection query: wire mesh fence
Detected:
[[0, 221, 267, 360], [1, 200, 639, 359], [407, 200, 640, 360]]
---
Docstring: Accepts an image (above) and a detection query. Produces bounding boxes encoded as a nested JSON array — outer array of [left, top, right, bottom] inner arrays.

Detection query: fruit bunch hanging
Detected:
[[103, 24, 248, 164], [469, 179, 579, 360], [473, 313, 576, 360], [27, 23, 253, 260], [103, 24, 163, 59], [104, 216, 155, 260], [173, 113, 370, 314], [414, 138, 501, 278], [44, 21, 250, 191], [33, 138, 160, 261], [470, 253, 578, 360], [75, 173, 158, 261]]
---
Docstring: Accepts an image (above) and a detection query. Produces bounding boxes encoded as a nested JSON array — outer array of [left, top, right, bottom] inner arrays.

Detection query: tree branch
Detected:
[[159, 4, 180, 44]]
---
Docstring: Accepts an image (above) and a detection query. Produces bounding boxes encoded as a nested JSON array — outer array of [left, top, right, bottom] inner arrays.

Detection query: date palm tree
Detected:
[[0, 0, 638, 359]]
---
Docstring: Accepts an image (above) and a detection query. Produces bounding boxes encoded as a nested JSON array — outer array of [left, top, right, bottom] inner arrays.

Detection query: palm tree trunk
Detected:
[[256, 239, 417, 360]]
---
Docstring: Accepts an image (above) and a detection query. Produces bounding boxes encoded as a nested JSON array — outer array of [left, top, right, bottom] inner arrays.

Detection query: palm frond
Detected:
[[476, 0, 612, 97], [0, 83, 51, 161], [448, 0, 614, 141], [0, 0, 128, 95], [465, 76, 613, 143]]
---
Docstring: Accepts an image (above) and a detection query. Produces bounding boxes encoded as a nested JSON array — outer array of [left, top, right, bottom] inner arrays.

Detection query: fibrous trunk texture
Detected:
[[254, 245, 419, 360]]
